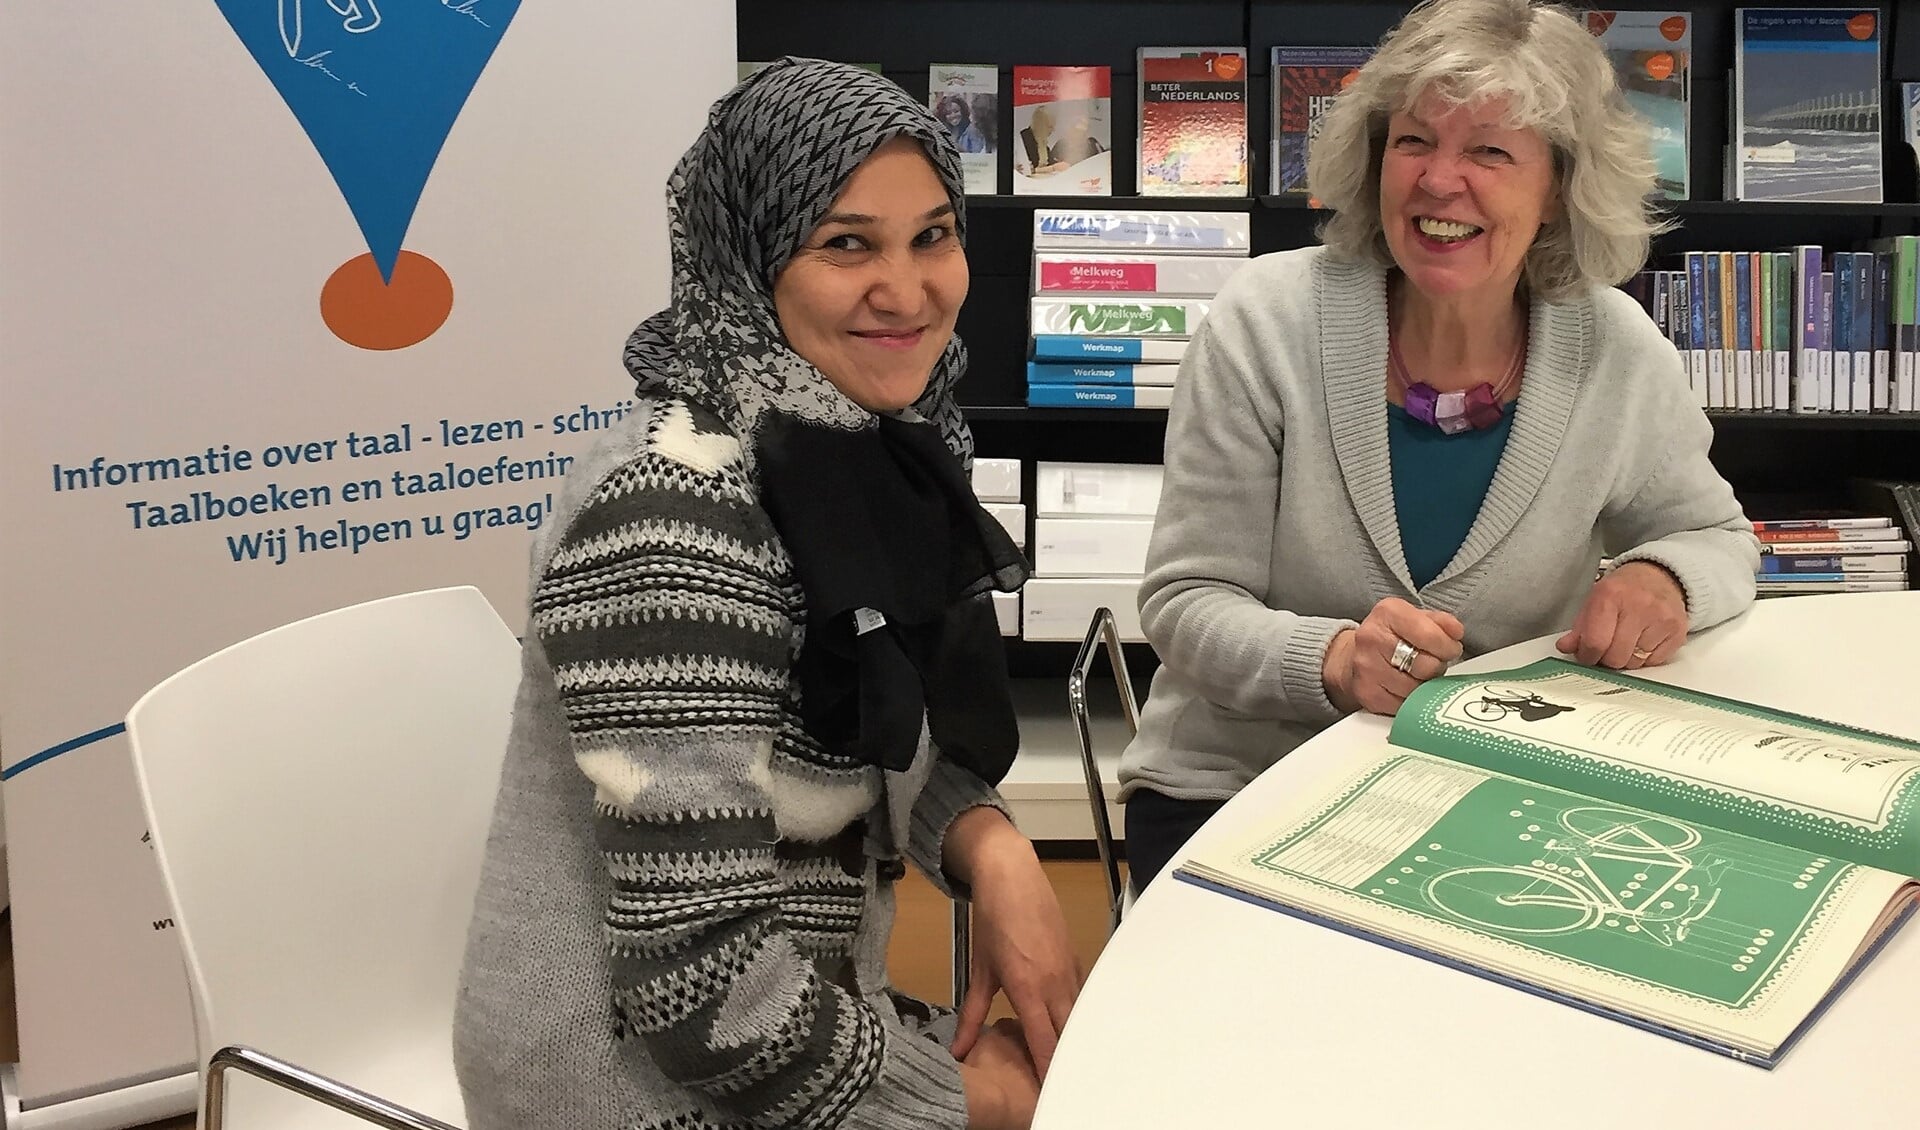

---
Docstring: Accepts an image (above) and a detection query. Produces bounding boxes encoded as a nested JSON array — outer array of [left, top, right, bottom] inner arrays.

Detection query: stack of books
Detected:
[[1753, 515, 1911, 596], [1026, 209, 1249, 409]]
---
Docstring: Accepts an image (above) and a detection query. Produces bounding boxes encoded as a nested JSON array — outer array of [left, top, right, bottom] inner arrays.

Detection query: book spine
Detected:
[[1759, 555, 1908, 573], [1834, 252, 1855, 412], [1898, 236, 1918, 413], [1751, 251, 1769, 408], [1756, 527, 1904, 543], [1873, 251, 1892, 411], [1752, 517, 1893, 531], [1687, 252, 1709, 407], [1734, 252, 1755, 409], [1771, 250, 1793, 409], [1026, 361, 1178, 386], [1718, 251, 1737, 408], [1026, 383, 1171, 409], [1793, 245, 1820, 412], [1821, 271, 1834, 412], [1032, 334, 1194, 362], [1852, 251, 1874, 411], [1704, 252, 1725, 408]]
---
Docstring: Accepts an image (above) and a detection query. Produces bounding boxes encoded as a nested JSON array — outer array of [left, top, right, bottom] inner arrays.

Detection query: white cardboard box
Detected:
[[1035, 462, 1164, 517], [1033, 516, 1155, 576], [992, 590, 1020, 636], [971, 457, 1022, 502], [984, 502, 1027, 547], [1021, 577, 1145, 641]]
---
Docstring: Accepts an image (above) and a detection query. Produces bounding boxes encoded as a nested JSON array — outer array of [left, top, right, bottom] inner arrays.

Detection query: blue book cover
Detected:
[[1030, 335, 1187, 363], [1735, 251, 1755, 405], [1026, 383, 1170, 409], [1760, 556, 1906, 573], [1734, 9, 1883, 203]]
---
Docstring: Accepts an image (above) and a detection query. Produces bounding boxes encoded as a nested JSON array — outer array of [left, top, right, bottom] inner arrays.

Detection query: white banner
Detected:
[[0, 2, 734, 1123]]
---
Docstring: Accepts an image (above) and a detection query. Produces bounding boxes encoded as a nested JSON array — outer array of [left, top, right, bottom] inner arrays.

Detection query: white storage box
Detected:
[[1031, 209, 1252, 255], [984, 502, 1027, 547], [1021, 577, 1146, 642], [971, 457, 1021, 502], [1033, 516, 1155, 576], [992, 590, 1020, 636], [1036, 462, 1164, 517]]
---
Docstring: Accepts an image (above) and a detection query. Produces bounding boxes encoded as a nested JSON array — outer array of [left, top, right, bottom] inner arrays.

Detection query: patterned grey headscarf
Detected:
[[623, 57, 975, 470]]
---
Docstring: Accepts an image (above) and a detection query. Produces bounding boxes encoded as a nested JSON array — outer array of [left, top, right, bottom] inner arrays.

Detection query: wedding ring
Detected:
[[1632, 648, 1654, 662], [1390, 638, 1419, 674]]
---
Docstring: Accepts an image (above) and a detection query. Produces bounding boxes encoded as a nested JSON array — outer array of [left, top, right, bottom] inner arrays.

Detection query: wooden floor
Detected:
[[0, 860, 1122, 1129]]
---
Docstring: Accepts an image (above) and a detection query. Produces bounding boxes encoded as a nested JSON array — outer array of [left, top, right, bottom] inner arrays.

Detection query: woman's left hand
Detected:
[[943, 807, 1083, 1081], [1557, 561, 1689, 670]]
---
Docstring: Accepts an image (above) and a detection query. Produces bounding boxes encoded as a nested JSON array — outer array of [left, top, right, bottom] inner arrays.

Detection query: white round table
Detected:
[[1034, 591, 1918, 1130]]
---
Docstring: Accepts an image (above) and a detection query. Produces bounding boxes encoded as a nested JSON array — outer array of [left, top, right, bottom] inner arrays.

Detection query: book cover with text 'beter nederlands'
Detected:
[[1012, 65, 1112, 196], [1270, 46, 1373, 196], [1586, 11, 1692, 200], [1136, 47, 1248, 197]]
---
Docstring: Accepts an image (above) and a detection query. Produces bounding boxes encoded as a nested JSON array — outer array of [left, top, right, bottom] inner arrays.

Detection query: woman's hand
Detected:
[[958, 1019, 1041, 1130], [1323, 597, 1465, 716], [1557, 561, 1688, 670], [943, 807, 1083, 1081]]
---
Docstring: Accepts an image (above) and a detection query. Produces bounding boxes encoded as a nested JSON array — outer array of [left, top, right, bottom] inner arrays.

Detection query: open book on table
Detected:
[[1176, 658, 1920, 1068]]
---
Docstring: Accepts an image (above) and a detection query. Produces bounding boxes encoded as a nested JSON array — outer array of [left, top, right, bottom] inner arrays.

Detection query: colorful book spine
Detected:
[[1687, 251, 1709, 406], [1873, 251, 1892, 410], [1851, 250, 1873, 411], [1771, 250, 1793, 409], [1793, 245, 1822, 411], [1759, 555, 1907, 573], [1704, 251, 1725, 408], [1027, 361, 1181, 386], [1027, 383, 1175, 409], [1821, 271, 1835, 411], [1753, 516, 1893, 530], [1031, 297, 1209, 337], [1137, 47, 1249, 197], [1734, 252, 1755, 409], [1032, 253, 1244, 296], [1834, 252, 1855, 411]]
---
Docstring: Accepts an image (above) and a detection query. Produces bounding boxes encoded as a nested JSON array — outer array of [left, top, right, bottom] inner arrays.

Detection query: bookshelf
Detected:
[[740, 0, 1920, 720]]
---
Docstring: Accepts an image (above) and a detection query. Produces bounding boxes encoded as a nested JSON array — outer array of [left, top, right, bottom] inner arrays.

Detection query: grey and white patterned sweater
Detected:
[[454, 395, 1000, 1130]]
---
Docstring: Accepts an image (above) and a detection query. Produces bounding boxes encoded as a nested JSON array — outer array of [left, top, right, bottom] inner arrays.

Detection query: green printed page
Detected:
[[1393, 659, 1920, 876], [1185, 752, 1914, 1052]]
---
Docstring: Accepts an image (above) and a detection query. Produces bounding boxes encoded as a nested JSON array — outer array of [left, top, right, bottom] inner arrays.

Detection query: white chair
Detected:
[[126, 586, 522, 1129], [1070, 608, 1139, 932]]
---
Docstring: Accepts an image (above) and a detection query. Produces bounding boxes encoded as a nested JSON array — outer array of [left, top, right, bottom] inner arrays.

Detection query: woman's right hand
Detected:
[[1322, 597, 1465, 716], [959, 1019, 1041, 1130]]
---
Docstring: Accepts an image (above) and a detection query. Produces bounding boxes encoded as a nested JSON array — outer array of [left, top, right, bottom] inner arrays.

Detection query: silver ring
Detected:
[[1390, 638, 1419, 674]]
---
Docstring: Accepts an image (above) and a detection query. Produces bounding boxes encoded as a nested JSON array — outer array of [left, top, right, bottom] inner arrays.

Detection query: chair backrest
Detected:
[[1069, 607, 1140, 934], [126, 586, 520, 1119]]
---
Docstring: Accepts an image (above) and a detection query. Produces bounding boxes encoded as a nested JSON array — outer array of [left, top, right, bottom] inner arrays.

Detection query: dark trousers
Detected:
[[1124, 788, 1226, 897]]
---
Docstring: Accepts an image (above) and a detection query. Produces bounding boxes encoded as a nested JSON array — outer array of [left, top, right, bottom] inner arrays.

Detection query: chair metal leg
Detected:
[[951, 898, 971, 1007], [1070, 608, 1141, 936], [204, 1045, 458, 1130]]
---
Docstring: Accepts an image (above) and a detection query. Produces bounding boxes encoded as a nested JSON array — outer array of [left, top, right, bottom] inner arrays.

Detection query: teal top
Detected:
[[1387, 400, 1518, 588]]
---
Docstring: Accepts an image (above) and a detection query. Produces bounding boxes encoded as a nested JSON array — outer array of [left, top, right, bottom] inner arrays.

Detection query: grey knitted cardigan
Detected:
[[1119, 246, 1762, 804]]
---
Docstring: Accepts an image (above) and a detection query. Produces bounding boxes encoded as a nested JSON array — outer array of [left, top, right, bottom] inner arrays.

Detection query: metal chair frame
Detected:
[[203, 1046, 458, 1130]]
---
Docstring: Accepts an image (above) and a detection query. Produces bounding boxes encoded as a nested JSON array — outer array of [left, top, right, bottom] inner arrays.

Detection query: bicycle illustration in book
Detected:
[[1424, 807, 1728, 947], [1462, 684, 1577, 723]]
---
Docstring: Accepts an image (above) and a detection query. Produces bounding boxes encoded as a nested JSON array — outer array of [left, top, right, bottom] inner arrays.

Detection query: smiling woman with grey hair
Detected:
[[1117, 0, 1762, 896]]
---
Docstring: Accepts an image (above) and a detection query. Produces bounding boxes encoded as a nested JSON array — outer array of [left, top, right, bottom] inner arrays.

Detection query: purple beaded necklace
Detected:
[[1387, 324, 1526, 435]]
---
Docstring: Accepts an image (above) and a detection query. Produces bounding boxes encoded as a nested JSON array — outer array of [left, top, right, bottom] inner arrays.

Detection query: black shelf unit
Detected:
[[742, 0, 1920, 669]]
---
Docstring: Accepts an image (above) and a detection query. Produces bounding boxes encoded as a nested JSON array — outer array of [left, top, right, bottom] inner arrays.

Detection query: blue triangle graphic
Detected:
[[215, 0, 521, 281]]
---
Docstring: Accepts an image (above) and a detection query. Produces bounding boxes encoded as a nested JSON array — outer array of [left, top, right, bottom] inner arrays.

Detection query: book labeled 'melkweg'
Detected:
[[1177, 658, 1920, 1068], [1013, 66, 1113, 196], [1586, 11, 1692, 199], [1270, 47, 1373, 196], [1136, 47, 1248, 197], [1029, 296, 1210, 337], [1032, 252, 1245, 296], [929, 64, 999, 195], [1733, 9, 1883, 203]]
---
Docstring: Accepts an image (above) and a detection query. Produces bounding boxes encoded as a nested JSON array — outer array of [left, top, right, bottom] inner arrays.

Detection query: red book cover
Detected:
[[1270, 47, 1372, 196], [1137, 47, 1247, 197], [1013, 66, 1113, 195]]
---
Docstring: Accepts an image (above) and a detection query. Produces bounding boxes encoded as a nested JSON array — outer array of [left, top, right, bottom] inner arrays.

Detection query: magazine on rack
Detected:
[[1178, 658, 1920, 1068]]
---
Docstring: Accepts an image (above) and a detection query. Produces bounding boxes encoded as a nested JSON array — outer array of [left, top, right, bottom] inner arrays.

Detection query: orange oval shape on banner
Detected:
[[1660, 15, 1687, 41], [1586, 11, 1615, 35], [1848, 12, 1876, 40], [1214, 53, 1244, 81], [1339, 69, 1358, 90], [320, 251, 454, 351], [1645, 52, 1675, 81]]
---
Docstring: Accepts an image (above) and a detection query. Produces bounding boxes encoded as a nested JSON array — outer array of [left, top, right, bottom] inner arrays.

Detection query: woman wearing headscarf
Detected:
[[454, 59, 1077, 1130]]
